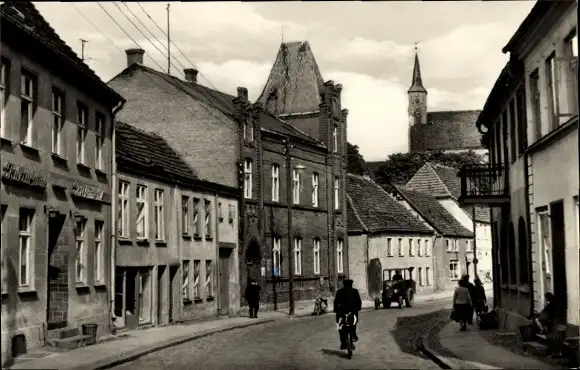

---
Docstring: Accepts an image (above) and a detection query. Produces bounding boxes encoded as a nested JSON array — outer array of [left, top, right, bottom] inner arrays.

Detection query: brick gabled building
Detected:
[[107, 45, 348, 311]]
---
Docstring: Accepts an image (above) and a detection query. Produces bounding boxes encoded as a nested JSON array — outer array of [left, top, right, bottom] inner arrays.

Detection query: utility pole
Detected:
[[270, 206, 277, 311], [166, 3, 171, 75], [285, 138, 295, 316], [472, 206, 478, 278], [80, 38, 89, 62]]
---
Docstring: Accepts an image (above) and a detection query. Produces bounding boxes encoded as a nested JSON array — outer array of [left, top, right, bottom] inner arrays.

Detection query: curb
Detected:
[[78, 319, 276, 370], [417, 333, 453, 369]]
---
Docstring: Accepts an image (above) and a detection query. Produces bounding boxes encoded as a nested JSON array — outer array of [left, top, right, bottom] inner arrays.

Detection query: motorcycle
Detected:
[[312, 295, 328, 316], [337, 312, 357, 359]]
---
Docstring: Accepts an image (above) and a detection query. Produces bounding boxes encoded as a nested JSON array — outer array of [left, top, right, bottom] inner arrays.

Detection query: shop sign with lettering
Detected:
[[71, 182, 104, 201], [1, 163, 47, 189]]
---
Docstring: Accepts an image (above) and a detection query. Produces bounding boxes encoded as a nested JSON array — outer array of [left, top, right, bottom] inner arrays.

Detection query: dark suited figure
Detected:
[[245, 279, 261, 318], [392, 270, 404, 281], [334, 279, 362, 350]]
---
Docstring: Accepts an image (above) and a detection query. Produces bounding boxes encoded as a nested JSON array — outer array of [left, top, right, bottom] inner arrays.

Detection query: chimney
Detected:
[[184, 68, 198, 84], [362, 171, 371, 181], [125, 48, 145, 67], [237, 87, 248, 102]]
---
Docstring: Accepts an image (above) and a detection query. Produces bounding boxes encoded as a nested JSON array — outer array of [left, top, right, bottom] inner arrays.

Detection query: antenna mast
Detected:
[[167, 3, 171, 75], [80, 38, 89, 61]]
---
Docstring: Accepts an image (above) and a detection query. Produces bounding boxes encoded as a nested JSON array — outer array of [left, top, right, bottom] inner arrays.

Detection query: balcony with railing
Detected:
[[458, 163, 510, 206]]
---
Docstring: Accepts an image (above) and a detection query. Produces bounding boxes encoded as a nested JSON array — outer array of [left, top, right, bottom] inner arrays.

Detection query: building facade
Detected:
[[405, 162, 493, 281], [0, 2, 124, 362], [113, 122, 240, 330], [460, 1, 578, 331], [394, 186, 474, 292], [346, 174, 435, 300]]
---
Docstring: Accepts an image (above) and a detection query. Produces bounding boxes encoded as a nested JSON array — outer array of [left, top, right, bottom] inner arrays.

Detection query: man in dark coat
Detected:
[[334, 279, 362, 349], [245, 279, 261, 318], [463, 274, 476, 325], [392, 270, 404, 281]]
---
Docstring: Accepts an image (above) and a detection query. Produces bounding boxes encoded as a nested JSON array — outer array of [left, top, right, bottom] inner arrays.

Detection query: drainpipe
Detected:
[[523, 152, 534, 315], [110, 100, 125, 328], [215, 192, 221, 315]]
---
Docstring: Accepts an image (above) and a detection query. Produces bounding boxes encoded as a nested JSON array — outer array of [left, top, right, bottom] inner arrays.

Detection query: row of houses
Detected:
[[0, 2, 349, 361], [458, 0, 578, 336]]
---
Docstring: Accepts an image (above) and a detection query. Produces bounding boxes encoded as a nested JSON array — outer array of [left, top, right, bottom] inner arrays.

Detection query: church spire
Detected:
[[408, 44, 427, 94]]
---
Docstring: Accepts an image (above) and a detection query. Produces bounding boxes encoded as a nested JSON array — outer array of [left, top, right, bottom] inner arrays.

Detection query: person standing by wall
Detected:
[[245, 279, 261, 318]]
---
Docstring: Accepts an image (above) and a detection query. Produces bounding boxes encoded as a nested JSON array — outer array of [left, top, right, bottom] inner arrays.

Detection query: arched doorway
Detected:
[[245, 237, 262, 283]]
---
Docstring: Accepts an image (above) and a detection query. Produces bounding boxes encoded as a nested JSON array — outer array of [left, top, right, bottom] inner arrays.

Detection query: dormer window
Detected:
[[243, 117, 254, 142], [333, 125, 338, 152], [331, 98, 339, 117]]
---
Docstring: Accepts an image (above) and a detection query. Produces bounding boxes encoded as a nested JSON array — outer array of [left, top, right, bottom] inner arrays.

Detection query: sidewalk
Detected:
[[6, 290, 453, 370], [422, 320, 556, 369]]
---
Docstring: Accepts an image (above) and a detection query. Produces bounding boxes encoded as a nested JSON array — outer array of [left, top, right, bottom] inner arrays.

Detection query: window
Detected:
[[193, 260, 201, 298], [204, 199, 211, 238], [417, 239, 423, 256], [387, 238, 393, 257], [193, 198, 200, 235], [76, 103, 88, 164], [75, 217, 86, 284], [494, 120, 502, 165], [0, 58, 9, 138], [182, 196, 190, 235], [337, 239, 344, 274], [118, 181, 130, 237], [453, 239, 459, 252], [538, 212, 552, 276], [271, 164, 280, 202], [408, 239, 414, 256], [243, 117, 253, 142], [445, 239, 452, 252], [244, 159, 252, 199], [154, 189, 165, 240], [418, 267, 423, 286], [182, 260, 190, 301], [530, 69, 542, 140], [51, 89, 64, 155], [1, 205, 6, 293], [293, 169, 301, 204], [466, 240, 473, 252], [333, 124, 338, 152], [546, 52, 558, 129], [516, 87, 527, 155], [218, 202, 223, 222], [313, 238, 321, 275], [20, 71, 35, 145], [509, 99, 516, 162], [228, 204, 235, 224], [136, 185, 148, 239], [294, 238, 302, 275], [312, 172, 319, 207], [449, 260, 460, 280], [334, 177, 340, 210], [273, 237, 281, 277], [565, 30, 578, 114], [205, 260, 214, 297], [398, 238, 404, 256], [94, 221, 104, 283], [425, 239, 431, 256], [95, 113, 105, 170], [18, 208, 33, 287], [426, 267, 431, 285]]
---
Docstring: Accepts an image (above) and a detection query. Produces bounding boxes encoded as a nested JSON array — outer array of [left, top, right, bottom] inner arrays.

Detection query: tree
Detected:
[[347, 142, 366, 175], [372, 150, 486, 193]]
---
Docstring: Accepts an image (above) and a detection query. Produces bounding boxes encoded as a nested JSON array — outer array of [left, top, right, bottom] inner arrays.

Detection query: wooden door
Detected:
[[550, 201, 567, 323], [219, 249, 231, 316]]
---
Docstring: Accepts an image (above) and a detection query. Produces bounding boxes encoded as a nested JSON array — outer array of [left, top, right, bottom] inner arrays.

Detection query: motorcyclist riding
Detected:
[[333, 279, 362, 350]]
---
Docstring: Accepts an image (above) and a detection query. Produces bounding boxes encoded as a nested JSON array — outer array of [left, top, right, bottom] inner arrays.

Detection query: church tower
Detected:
[[408, 48, 428, 126]]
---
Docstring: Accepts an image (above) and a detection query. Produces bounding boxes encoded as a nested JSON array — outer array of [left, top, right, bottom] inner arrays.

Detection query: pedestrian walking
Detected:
[[245, 279, 261, 318], [452, 278, 473, 331]]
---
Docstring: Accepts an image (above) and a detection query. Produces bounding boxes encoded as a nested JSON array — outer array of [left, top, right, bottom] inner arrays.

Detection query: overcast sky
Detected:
[[35, 1, 535, 161]]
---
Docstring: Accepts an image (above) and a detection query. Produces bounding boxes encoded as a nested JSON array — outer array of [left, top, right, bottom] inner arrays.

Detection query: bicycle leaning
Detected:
[[337, 312, 358, 359]]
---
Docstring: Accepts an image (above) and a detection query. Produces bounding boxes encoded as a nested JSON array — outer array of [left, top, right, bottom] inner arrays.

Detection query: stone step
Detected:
[[47, 327, 80, 340], [47, 335, 94, 350], [523, 341, 548, 357]]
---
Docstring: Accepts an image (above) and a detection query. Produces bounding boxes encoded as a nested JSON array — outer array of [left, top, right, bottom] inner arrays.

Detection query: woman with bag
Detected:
[[452, 278, 473, 331]]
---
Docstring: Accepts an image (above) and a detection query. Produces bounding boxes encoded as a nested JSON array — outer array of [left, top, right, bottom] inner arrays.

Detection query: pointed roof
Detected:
[[394, 185, 473, 238], [346, 174, 433, 235], [405, 163, 490, 223], [257, 41, 325, 116], [408, 51, 427, 94], [0, 1, 124, 105]]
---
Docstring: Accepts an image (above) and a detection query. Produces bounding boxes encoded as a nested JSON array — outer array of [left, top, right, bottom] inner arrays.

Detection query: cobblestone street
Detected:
[[112, 300, 452, 370]]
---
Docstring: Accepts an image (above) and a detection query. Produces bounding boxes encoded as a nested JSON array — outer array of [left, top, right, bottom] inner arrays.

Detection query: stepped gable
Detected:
[[346, 174, 433, 235], [409, 110, 483, 152], [394, 185, 473, 238], [257, 41, 325, 116]]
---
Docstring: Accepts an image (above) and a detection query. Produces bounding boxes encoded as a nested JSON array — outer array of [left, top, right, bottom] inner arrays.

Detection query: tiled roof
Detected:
[[394, 185, 473, 238], [406, 162, 490, 223], [115, 121, 199, 183], [409, 110, 484, 152], [110, 64, 321, 146], [257, 41, 325, 115], [346, 174, 433, 235], [0, 1, 123, 103]]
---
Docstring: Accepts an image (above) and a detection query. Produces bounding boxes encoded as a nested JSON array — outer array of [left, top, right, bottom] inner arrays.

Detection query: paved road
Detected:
[[113, 299, 453, 370]]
